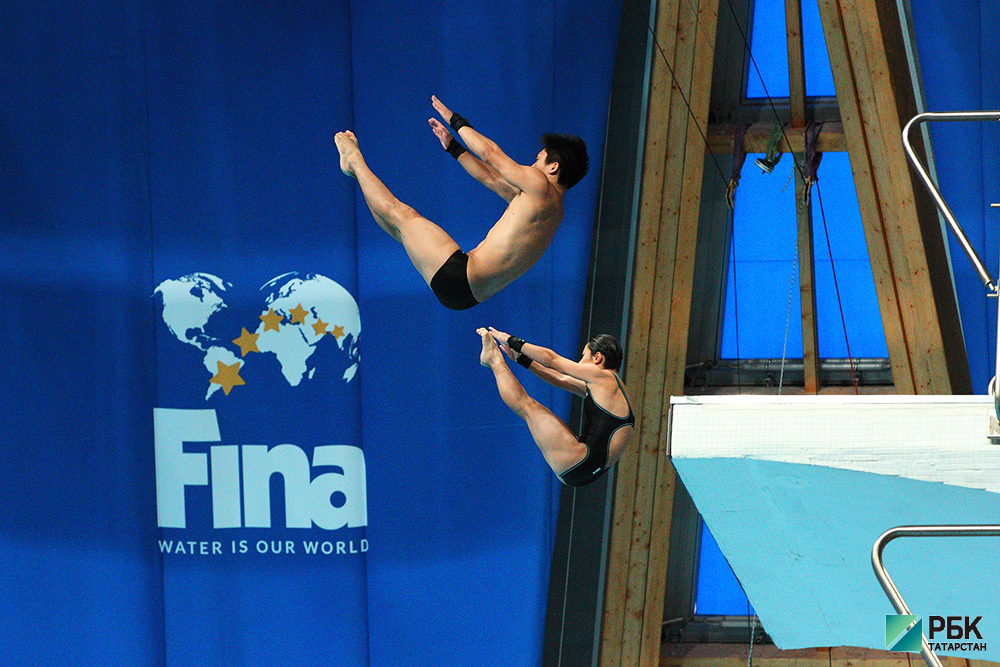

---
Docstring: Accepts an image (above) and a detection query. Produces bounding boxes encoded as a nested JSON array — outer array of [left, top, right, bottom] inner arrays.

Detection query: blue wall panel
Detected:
[[0, 1, 165, 663]]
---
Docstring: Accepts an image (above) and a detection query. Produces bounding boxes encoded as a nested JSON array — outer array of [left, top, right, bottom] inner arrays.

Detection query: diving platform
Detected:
[[669, 394, 1000, 664]]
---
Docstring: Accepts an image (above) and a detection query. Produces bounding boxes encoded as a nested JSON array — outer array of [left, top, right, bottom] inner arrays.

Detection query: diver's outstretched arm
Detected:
[[499, 341, 586, 397], [489, 327, 604, 384], [428, 118, 518, 202], [431, 95, 549, 196]]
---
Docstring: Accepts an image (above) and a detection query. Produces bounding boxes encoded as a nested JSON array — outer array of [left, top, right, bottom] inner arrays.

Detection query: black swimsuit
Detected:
[[558, 373, 635, 487], [429, 249, 480, 310]]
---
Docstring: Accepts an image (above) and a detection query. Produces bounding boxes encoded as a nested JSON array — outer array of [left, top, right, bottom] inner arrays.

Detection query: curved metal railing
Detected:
[[902, 112, 1000, 407], [901, 111, 1000, 293]]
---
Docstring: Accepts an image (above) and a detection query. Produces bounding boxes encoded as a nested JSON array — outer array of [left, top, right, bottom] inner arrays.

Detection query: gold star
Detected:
[[210, 360, 245, 396], [330, 324, 345, 339], [260, 308, 283, 332], [312, 318, 329, 336], [289, 303, 309, 324], [232, 327, 260, 357]]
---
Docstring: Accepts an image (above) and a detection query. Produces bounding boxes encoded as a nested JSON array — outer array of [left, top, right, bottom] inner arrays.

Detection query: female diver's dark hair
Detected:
[[587, 333, 623, 371]]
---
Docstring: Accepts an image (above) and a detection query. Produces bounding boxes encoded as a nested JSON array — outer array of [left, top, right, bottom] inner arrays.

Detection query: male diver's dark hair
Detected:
[[542, 133, 588, 189], [587, 333, 623, 371]]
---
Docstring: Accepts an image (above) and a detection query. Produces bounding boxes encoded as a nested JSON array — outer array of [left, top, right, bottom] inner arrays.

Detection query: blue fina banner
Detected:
[[145, 2, 367, 664], [1, 0, 620, 665]]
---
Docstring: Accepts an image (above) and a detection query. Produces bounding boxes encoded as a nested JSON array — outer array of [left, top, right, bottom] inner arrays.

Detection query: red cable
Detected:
[[816, 183, 859, 394]]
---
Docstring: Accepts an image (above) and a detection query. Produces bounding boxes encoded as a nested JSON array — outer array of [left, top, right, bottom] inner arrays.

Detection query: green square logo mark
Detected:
[[886, 615, 922, 652]]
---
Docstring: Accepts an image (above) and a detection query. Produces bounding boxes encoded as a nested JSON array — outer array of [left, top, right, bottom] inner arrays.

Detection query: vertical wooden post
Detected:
[[785, 0, 807, 127], [795, 164, 822, 393], [600, 0, 719, 665], [816, 0, 970, 394], [785, 0, 821, 391]]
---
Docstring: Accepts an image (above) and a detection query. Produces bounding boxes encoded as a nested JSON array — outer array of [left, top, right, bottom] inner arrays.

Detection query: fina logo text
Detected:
[[154, 408, 367, 530]]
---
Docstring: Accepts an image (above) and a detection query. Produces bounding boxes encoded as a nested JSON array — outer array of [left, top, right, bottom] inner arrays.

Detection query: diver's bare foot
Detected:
[[478, 328, 502, 367], [335, 131, 360, 178]]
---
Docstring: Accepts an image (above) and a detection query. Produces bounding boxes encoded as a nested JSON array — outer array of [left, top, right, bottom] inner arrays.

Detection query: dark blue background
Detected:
[[0, 0, 620, 665]]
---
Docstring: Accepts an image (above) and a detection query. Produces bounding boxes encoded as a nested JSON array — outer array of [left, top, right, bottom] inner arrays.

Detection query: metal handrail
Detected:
[[901, 111, 1000, 293], [872, 525, 1000, 667]]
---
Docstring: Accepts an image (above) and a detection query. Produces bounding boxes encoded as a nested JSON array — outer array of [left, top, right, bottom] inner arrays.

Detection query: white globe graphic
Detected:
[[258, 272, 361, 384], [154, 271, 361, 399]]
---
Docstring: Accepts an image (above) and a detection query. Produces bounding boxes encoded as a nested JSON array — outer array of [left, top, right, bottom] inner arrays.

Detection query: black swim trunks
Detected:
[[558, 373, 635, 487], [430, 249, 480, 310]]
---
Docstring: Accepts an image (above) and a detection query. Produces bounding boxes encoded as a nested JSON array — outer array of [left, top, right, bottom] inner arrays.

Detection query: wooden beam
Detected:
[[816, 0, 970, 394], [795, 161, 821, 392], [658, 643, 985, 666], [818, 0, 910, 391], [785, 0, 807, 127], [645, 0, 719, 660], [598, 0, 678, 659], [600, 0, 719, 665], [706, 121, 846, 153], [788, 0, 815, 391], [599, 0, 680, 655]]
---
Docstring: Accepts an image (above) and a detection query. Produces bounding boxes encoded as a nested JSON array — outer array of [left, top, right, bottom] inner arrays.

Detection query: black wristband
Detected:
[[449, 112, 472, 132], [445, 140, 467, 159], [516, 353, 533, 369], [507, 336, 525, 353]]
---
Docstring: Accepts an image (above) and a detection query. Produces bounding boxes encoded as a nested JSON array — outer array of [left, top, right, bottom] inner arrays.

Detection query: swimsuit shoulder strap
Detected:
[[612, 372, 634, 419]]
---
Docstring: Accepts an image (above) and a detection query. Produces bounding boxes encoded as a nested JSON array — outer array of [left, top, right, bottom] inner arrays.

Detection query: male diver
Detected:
[[335, 95, 588, 309], [477, 326, 634, 487]]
